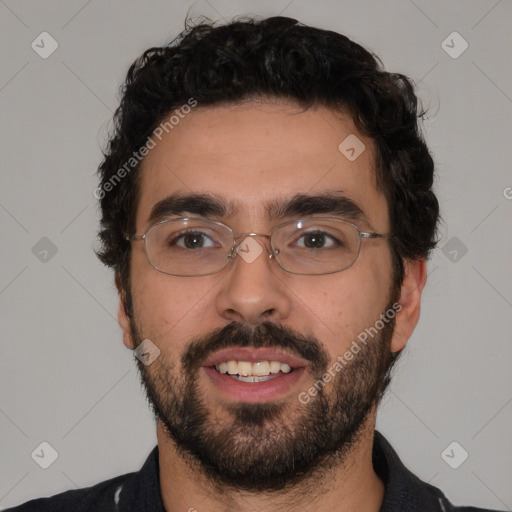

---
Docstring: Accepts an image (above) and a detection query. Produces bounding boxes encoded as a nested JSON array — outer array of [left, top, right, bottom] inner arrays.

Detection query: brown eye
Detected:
[[303, 233, 326, 248], [170, 231, 218, 249], [295, 231, 338, 249]]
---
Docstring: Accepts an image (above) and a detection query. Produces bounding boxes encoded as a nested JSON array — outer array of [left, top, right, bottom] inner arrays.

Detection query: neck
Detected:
[[157, 413, 385, 512]]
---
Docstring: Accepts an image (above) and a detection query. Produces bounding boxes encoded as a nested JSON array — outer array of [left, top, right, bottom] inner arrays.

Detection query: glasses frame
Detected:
[[126, 216, 389, 277]]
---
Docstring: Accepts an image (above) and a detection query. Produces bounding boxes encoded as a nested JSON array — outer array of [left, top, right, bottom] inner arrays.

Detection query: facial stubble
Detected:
[[131, 300, 398, 492]]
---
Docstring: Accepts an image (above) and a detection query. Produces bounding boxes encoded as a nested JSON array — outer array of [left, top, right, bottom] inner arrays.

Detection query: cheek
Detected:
[[291, 259, 392, 355], [130, 252, 222, 343]]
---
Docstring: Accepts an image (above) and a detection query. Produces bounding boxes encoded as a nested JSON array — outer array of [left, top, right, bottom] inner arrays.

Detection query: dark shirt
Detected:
[[6, 431, 503, 511]]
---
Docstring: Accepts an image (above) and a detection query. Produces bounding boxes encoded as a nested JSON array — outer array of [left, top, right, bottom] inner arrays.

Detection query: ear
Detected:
[[391, 259, 427, 353], [115, 273, 135, 350]]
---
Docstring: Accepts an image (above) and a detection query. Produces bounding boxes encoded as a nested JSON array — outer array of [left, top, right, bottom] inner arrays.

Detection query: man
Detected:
[[8, 15, 503, 512]]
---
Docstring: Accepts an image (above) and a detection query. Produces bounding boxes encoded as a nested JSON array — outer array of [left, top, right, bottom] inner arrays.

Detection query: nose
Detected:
[[214, 235, 292, 326]]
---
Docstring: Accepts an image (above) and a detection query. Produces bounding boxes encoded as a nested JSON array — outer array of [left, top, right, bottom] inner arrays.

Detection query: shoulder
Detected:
[[5, 446, 162, 512], [4, 472, 131, 512], [373, 431, 505, 512]]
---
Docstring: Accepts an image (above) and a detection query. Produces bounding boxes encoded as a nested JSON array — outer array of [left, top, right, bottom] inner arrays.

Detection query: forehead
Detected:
[[136, 101, 388, 231]]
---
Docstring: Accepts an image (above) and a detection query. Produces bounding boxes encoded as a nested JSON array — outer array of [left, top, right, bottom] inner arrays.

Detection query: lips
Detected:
[[201, 347, 308, 403]]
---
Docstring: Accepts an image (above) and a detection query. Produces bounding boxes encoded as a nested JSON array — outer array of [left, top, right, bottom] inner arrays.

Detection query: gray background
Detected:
[[1, 0, 511, 509]]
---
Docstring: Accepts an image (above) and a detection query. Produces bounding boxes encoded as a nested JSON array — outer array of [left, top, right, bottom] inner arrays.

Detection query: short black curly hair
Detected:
[[96, 16, 439, 314]]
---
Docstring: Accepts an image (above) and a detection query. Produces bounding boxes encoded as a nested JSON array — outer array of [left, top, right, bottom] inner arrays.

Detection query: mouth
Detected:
[[201, 348, 307, 403], [214, 359, 294, 382]]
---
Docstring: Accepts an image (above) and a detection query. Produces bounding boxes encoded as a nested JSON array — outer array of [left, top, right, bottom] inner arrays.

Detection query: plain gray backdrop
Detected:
[[1, 0, 511, 509]]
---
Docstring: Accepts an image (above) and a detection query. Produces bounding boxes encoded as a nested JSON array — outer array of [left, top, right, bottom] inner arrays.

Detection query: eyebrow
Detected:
[[267, 193, 369, 225], [147, 192, 369, 226]]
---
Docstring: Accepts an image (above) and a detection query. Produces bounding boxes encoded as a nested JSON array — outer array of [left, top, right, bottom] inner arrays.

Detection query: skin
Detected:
[[117, 100, 426, 512]]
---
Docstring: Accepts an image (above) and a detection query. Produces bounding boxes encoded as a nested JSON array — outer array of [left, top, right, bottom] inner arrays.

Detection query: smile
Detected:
[[202, 348, 306, 402], [214, 360, 293, 382]]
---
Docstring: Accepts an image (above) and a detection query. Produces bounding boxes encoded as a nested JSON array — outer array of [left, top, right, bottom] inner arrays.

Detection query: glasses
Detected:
[[127, 217, 388, 277]]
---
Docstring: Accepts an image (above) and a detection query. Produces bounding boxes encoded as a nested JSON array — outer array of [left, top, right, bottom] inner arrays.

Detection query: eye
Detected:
[[294, 230, 339, 249], [170, 230, 219, 249]]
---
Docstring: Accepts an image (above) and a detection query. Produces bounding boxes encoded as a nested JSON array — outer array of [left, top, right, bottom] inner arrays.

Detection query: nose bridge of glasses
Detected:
[[231, 232, 275, 259]]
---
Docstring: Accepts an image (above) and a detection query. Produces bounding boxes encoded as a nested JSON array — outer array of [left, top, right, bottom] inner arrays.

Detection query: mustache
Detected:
[[182, 322, 329, 374]]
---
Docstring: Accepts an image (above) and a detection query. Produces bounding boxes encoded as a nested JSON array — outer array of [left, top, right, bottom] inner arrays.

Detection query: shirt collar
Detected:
[[116, 445, 164, 512], [373, 430, 451, 511]]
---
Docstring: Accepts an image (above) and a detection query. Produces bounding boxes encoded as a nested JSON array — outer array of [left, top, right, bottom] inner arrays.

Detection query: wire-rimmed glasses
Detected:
[[126, 217, 388, 277]]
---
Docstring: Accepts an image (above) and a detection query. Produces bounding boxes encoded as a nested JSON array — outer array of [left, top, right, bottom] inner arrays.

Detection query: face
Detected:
[[119, 101, 422, 491]]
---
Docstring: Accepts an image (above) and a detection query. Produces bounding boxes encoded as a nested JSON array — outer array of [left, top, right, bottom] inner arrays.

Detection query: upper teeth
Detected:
[[215, 360, 292, 377]]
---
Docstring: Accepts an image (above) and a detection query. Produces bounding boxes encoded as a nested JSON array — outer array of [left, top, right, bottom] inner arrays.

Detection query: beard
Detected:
[[131, 296, 399, 492]]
